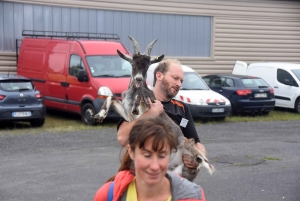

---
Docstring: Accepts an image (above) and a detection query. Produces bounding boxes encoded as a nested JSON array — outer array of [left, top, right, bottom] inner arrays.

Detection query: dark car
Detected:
[[202, 74, 275, 115], [0, 74, 46, 127]]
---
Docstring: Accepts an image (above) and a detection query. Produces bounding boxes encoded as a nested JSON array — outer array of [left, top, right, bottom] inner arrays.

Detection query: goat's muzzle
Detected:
[[134, 77, 143, 88]]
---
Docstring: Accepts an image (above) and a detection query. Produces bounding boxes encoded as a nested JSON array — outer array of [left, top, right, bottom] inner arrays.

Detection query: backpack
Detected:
[[107, 181, 114, 201]]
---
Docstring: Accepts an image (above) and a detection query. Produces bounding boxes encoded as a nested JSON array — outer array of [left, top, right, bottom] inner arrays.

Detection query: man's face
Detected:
[[159, 63, 184, 99]]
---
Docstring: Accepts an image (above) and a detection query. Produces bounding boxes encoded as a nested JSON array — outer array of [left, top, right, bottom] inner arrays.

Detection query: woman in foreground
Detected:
[[94, 117, 206, 201]]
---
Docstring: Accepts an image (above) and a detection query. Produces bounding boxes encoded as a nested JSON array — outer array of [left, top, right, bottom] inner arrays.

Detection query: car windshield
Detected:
[[241, 78, 269, 88], [86, 56, 131, 77], [291, 69, 300, 81], [181, 72, 209, 90], [0, 80, 33, 91]]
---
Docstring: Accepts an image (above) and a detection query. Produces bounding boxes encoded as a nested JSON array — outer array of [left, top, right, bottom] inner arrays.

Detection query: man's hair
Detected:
[[153, 59, 181, 86]]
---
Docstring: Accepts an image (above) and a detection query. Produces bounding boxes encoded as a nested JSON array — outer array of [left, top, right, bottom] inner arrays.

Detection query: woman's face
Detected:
[[128, 137, 171, 186]]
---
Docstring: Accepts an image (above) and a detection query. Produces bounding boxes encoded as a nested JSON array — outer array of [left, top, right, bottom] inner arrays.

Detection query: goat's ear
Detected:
[[117, 50, 132, 62], [150, 54, 164, 65]]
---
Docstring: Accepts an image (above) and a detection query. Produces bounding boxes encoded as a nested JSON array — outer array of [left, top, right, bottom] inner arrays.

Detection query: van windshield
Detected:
[[181, 72, 209, 90], [291, 69, 300, 81], [86, 56, 132, 77]]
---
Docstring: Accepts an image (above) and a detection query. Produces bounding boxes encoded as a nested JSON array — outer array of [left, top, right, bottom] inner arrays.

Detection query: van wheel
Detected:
[[295, 99, 300, 114], [81, 103, 96, 125], [30, 118, 45, 127]]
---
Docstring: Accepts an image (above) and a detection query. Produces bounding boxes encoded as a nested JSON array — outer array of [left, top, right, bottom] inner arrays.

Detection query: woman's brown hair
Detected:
[[107, 116, 177, 182]]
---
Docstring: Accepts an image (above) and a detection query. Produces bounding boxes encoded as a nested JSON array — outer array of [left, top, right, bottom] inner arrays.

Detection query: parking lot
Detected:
[[1, 120, 300, 201]]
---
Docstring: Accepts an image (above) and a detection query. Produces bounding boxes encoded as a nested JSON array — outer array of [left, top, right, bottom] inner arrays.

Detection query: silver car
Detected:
[[0, 75, 46, 127]]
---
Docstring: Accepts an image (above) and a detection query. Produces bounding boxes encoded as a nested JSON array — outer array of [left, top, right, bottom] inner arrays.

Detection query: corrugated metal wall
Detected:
[[0, 2, 212, 56], [1, 0, 300, 75]]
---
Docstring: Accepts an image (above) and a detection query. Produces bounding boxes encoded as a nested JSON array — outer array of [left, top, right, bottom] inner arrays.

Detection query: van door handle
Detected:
[[274, 86, 278, 88], [219, 90, 222, 92], [61, 82, 69, 87]]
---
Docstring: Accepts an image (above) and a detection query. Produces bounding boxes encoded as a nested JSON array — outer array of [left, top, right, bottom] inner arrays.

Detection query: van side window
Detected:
[[277, 69, 298, 87], [70, 55, 85, 77]]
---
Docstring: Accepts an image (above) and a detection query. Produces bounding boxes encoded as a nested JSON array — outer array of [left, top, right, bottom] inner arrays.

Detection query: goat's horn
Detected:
[[128, 36, 140, 54], [145, 39, 158, 56]]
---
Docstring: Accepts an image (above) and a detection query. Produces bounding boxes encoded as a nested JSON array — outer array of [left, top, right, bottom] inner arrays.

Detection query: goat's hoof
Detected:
[[94, 114, 104, 123]]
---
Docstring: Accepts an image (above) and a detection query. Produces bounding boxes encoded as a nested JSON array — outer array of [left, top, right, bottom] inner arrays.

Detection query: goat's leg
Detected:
[[94, 96, 130, 123], [132, 94, 142, 115], [183, 138, 216, 175]]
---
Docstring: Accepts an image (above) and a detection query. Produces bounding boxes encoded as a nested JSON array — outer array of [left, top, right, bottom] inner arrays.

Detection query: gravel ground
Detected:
[[0, 120, 300, 201]]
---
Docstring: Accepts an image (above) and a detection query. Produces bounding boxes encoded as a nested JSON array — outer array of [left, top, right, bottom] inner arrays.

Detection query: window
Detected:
[[0, 80, 33, 91], [291, 69, 300, 82], [211, 77, 223, 87], [86, 56, 131, 77], [69, 55, 85, 77], [224, 78, 234, 87], [181, 72, 209, 90], [202, 77, 211, 85], [241, 78, 269, 88], [277, 69, 298, 87]]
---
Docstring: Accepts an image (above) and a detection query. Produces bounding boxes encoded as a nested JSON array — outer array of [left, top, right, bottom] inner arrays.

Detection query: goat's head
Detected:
[[117, 36, 164, 89]]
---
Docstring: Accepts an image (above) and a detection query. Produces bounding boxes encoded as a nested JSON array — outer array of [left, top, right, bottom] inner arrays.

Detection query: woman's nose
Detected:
[[149, 157, 160, 170]]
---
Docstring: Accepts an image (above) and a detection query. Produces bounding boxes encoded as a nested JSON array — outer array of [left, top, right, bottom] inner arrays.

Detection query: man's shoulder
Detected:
[[170, 99, 187, 109]]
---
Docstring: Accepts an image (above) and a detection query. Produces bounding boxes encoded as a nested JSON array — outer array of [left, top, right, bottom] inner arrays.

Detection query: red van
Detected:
[[17, 31, 131, 125]]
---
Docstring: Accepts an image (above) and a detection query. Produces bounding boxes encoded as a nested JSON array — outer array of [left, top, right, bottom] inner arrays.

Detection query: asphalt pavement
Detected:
[[0, 120, 300, 201]]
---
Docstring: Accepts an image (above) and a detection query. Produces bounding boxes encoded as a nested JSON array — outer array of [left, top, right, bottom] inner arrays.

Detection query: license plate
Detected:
[[212, 108, 224, 113], [254, 93, 267, 98], [12, 111, 32, 117]]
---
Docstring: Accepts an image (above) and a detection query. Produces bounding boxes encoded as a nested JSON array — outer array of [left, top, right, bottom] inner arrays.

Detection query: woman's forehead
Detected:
[[140, 137, 170, 151]]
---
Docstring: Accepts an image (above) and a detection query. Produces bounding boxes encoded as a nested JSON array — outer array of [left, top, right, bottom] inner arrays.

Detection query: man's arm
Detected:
[[117, 98, 164, 146], [181, 103, 207, 168]]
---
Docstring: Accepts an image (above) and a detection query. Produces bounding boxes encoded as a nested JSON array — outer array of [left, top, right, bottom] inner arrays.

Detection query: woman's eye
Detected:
[[144, 154, 151, 158], [159, 155, 166, 158]]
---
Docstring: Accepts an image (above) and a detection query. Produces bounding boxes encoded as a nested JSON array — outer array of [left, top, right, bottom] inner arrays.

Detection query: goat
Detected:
[[94, 36, 215, 181]]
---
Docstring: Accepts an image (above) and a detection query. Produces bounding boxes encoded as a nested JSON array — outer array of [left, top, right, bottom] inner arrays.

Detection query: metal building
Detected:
[[0, 0, 300, 75]]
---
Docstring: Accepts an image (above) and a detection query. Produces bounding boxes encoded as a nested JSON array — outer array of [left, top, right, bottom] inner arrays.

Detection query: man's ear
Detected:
[[156, 71, 163, 81], [128, 145, 134, 160]]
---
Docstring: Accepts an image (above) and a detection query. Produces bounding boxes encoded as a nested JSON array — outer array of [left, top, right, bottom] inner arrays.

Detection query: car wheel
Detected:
[[30, 118, 45, 127], [295, 99, 300, 114], [215, 116, 226, 121], [230, 106, 236, 116], [81, 103, 96, 125], [262, 111, 270, 116]]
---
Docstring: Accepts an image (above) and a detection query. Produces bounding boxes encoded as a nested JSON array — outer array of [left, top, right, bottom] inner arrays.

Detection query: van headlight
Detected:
[[97, 86, 113, 99]]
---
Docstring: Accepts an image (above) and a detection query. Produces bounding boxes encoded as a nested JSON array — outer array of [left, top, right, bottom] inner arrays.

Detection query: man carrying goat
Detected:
[[117, 58, 208, 175]]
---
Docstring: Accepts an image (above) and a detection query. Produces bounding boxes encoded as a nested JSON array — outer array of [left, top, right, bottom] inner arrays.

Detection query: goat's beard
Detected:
[[160, 77, 178, 100]]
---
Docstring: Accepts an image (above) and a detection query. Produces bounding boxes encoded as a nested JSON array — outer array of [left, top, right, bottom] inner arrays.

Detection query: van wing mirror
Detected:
[[77, 70, 89, 82]]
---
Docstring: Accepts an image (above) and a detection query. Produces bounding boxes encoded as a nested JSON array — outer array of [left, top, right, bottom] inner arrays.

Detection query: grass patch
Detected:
[[262, 156, 281, 161], [194, 108, 300, 125], [0, 109, 119, 136], [0, 107, 299, 135]]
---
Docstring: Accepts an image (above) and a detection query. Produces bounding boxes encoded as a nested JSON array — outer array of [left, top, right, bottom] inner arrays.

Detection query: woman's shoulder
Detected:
[[94, 182, 111, 201], [167, 172, 206, 201], [94, 171, 135, 201]]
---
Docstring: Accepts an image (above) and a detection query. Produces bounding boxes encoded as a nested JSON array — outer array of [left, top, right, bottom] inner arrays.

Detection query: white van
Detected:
[[232, 61, 300, 113], [147, 64, 231, 120]]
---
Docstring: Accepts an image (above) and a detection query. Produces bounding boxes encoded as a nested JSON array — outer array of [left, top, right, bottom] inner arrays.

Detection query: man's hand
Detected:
[[182, 154, 198, 169], [146, 98, 164, 116]]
